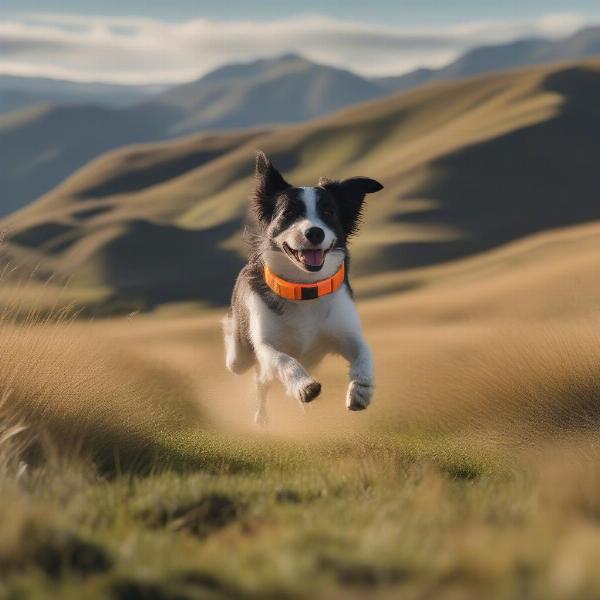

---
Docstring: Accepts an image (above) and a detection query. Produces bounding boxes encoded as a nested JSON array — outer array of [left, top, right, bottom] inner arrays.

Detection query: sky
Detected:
[[1, 1, 599, 84]]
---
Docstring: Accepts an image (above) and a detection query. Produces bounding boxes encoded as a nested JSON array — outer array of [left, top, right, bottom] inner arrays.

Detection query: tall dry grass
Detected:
[[0, 277, 204, 473], [0, 283, 600, 597], [372, 320, 600, 442]]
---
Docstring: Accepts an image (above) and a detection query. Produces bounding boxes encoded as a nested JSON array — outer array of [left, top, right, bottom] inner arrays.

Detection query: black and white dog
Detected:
[[223, 151, 383, 425]]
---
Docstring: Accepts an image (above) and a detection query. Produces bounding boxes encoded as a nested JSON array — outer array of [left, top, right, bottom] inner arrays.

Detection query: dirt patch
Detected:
[[146, 493, 243, 538]]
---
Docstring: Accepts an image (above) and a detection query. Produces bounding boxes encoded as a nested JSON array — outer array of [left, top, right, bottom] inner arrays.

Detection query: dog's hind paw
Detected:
[[346, 380, 374, 411], [297, 380, 321, 404]]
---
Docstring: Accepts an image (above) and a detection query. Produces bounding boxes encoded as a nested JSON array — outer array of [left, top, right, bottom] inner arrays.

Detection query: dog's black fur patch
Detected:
[[318, 176, 383, 240], [251, 151, 291, 223]]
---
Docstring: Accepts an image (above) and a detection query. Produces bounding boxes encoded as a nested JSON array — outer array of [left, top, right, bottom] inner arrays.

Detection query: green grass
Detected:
[[3, 417, 600, 600], [0, 429, 513, 600]]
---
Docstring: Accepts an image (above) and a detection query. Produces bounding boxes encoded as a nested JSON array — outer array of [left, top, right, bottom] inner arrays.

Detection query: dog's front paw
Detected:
[[295, 379, 321, 404], [346, 380, 374, 411]]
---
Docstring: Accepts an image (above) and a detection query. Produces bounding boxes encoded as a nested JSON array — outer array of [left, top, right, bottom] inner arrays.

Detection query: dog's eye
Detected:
[[321, 208, 334, 219]]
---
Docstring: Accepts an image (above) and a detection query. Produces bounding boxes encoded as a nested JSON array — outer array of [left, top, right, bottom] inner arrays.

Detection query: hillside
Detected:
[[2, 59, 600, 311], [0, 105, 165, 217], [4, 24, 600, 215], [5, 22, 600, 217], [0, 55, 386, 214]]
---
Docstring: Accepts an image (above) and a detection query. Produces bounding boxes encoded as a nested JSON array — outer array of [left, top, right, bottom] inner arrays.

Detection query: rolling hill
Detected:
[[2, 59, 600, 312], [4, 23, 600, 217], [0, 22, 600, 216], [0, 55, 385, 215]]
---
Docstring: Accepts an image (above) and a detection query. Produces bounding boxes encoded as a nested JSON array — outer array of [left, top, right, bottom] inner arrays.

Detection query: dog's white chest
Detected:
[[248, 289, 350, 359], [279, 297, 333, 355], [247, 286, 363, 365]]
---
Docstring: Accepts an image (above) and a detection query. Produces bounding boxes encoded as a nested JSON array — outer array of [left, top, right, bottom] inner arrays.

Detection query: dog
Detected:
[[223, 151, 383, 425]]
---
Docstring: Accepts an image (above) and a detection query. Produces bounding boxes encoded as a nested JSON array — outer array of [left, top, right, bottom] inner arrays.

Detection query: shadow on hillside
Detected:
[[0, 106, 162, 215], [381, 66, 600, 271], [99, 219, 244, 309], [83, 149, 233, 198], [97, 68, 600, 308]]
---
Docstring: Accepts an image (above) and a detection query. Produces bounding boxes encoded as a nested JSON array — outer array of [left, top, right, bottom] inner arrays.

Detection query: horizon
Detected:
[[1, 3, 600, 84]]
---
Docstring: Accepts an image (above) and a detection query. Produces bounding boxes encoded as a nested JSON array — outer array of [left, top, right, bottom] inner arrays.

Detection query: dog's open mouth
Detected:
[[283, 243, 328, 272]]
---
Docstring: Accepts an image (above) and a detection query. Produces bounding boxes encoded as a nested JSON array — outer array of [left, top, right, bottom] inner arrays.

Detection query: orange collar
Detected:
[[264, 262, 345, 301]]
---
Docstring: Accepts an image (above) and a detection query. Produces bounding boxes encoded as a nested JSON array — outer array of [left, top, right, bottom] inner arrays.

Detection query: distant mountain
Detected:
[[148, 54, 383, 135], [3, 60, 600, 311], [0, 75, 162, 116], [383, 25, 600, 92], [375, 68, 436, 93], [0, 55, 384, 215]]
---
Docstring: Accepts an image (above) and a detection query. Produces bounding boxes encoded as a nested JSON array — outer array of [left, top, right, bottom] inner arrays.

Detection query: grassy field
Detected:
[[2, 220, 600, 599], [2, 58, 600, 599], [3, 351, 600, 600]]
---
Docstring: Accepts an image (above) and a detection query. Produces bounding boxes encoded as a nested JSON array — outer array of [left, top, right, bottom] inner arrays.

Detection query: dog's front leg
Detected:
[[340, 336, 375, 411], [254, 344, 321, 404]]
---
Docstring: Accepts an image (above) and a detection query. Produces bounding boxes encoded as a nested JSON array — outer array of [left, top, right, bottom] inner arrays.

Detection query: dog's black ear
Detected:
[[319, 176, 383, 237], [252, 151, 291, 222]]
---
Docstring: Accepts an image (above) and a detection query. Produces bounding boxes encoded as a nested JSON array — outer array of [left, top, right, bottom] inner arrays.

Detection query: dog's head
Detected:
[[251, 151, 383, 274]]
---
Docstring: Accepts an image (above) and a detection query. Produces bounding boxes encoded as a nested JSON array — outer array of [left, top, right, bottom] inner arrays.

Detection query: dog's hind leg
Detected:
[[223, 315, 254, 375], [254, 372, 270, 427], [328, 292, 375, 411], [340, 337, 374, 411]]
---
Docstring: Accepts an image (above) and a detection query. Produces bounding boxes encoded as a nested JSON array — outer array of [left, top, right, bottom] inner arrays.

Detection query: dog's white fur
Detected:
[[224, 187, 374, 425]]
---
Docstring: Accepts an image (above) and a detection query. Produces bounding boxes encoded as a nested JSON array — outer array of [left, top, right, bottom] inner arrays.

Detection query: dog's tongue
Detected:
[[301, 249, 324, 266]]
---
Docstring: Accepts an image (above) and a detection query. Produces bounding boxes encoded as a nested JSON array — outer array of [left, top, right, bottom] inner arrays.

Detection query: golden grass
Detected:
[[0, 283, 600, 597], [0, 288, 207, 473]]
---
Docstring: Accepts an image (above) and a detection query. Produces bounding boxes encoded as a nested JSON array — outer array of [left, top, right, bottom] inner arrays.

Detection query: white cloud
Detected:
[[0, 12, 592, 84]]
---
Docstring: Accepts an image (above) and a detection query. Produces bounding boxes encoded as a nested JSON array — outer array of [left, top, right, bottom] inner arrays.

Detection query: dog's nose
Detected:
[[305, 227, 325, 245]]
